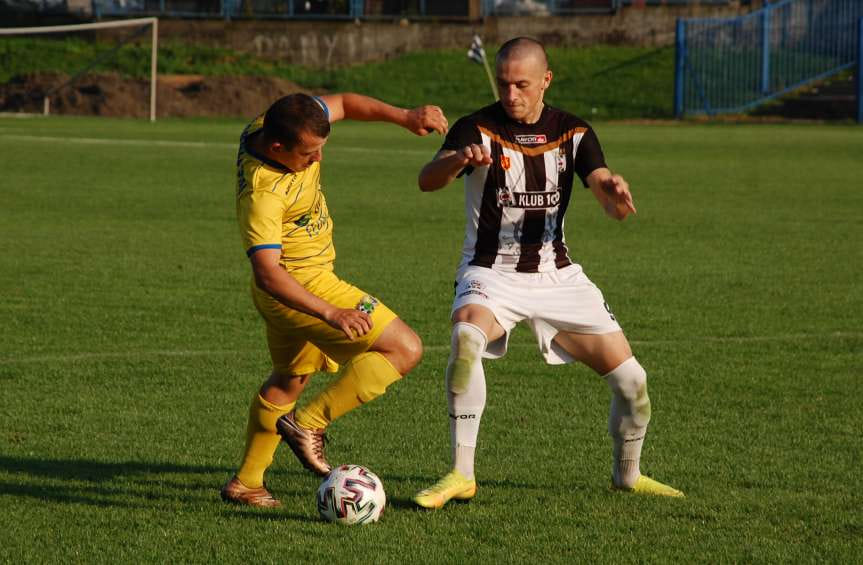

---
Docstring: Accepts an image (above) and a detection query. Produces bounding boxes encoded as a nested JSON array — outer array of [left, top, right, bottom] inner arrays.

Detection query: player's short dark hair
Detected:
[[496, 36, 548, 69], [263, 93, 330, 149]]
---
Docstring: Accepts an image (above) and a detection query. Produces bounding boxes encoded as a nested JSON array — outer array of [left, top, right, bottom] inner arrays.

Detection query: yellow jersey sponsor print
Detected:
[[236, 115, 335, 273]]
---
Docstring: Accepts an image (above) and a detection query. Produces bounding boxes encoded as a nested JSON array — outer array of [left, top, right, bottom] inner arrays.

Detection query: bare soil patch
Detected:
[[0, 73, 321, 118]]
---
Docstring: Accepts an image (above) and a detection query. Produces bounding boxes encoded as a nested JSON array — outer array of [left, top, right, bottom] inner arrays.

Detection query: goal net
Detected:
[[0, 17, 158, 121]]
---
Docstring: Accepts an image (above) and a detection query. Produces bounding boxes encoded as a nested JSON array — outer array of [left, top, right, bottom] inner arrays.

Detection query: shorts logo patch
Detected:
[[515, 134, 547, 145], [458, 290, 488, 300], [466, 280, 485, 290], [357, 295, 379, 315]]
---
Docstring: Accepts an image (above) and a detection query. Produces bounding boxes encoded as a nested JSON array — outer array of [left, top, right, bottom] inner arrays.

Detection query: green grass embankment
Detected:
[[0, 37, 674, 119]]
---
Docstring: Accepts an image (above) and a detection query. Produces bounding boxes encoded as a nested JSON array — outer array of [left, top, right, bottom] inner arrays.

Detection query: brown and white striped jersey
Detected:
[[442, 102, 606, 273]]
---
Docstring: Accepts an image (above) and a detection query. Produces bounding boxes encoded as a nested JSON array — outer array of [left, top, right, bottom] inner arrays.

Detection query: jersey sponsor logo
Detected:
[[500, 155, 511, 171], [497, 187, 561, 209], [294, 213, 311, 227], [496, 186, 515, 207], [514, 134, 547, 145]]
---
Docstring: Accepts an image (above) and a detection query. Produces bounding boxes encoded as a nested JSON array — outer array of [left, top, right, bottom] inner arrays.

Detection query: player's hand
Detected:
[[458, 144, 493, 167], [406, 105, 449, 136], [600, 174, 637, 219], [325, 308, 373, 340]]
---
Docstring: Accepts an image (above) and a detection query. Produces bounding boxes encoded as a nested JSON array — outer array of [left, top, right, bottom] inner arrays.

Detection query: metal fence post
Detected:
[[674, 18, 686, 118], [761, 3, 771, 95], [857, 17, 862, 124]]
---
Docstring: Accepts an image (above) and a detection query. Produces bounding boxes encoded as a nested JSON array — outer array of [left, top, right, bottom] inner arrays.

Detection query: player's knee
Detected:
[[452, 322, 487, 363], [604, 357, 647, 400], [605, 357, 651, 429], [391, 328, 423, 376], [403, 331, 423, 374]]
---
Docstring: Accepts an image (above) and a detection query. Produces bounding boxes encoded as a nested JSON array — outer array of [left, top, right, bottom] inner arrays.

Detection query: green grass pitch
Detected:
[[0, 116, 860, 563]]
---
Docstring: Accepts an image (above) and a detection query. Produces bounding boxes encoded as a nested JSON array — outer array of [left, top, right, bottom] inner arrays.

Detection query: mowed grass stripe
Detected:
[[0, 132, 431, 155], [1, 331, 860, 366]]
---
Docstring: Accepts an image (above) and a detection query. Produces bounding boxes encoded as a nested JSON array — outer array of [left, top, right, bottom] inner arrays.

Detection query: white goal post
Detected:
[[0, 17, 158, 122]]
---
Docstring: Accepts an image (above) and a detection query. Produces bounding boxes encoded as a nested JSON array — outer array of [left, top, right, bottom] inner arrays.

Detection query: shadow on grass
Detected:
[[0, 454, 314, 521], [0, 454, 230, 482], [386, 495, 477, 512]]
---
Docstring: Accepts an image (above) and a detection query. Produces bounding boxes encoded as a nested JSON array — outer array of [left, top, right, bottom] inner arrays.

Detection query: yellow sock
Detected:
[[296, 352, 401, 429], [236, 394, 295, 489]]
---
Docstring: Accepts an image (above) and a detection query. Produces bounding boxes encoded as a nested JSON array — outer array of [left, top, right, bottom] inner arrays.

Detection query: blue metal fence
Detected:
[[674, 0, 863, 118], [88, 0, 628, 19]]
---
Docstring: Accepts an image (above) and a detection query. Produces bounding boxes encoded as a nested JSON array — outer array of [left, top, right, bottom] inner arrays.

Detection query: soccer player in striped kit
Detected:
[[413, 37, 683, 509]]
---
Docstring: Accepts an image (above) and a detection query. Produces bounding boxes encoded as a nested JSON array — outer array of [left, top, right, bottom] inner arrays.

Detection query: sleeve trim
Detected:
[[313, 96, 330, 120], [246, 243, 282, 257]]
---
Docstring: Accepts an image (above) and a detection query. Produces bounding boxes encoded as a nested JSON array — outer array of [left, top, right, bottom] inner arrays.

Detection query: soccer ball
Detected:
[[316, 464, 386, 525]]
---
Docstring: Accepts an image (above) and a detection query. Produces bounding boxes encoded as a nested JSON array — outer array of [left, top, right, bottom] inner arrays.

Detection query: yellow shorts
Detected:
[[251, 269, 398, 376]]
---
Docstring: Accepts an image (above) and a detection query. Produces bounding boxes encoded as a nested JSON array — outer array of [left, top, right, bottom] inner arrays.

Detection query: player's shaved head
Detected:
[[263, 93, 330, 149], [495, 37, 548, 71]]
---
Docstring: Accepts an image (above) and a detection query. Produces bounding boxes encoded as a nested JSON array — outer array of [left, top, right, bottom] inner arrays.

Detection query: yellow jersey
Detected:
[[235, 113, 335, 274]]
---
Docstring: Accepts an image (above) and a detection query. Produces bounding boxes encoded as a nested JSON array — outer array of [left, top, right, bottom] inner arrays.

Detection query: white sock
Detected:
[[604, 357, 651, 489], [447, 322, 487, 480]]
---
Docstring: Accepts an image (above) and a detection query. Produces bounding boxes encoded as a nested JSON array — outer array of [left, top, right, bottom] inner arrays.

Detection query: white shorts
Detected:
[[451, 264, 622, 365]]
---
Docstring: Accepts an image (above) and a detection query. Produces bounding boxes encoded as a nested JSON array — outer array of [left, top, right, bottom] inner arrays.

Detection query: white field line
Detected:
[[1, 332, 859, 366], [0, 133, 431, 155]]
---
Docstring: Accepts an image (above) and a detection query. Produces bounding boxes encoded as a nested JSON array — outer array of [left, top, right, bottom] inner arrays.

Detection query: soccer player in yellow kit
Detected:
[[221, 93, 448, 507]]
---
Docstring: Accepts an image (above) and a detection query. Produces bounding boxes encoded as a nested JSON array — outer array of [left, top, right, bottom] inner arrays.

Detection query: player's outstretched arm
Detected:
[[319, 93, 448, 136], [418, 145, 492, 192], [587, 167, 637, 220], [249, 248, 372, 340]]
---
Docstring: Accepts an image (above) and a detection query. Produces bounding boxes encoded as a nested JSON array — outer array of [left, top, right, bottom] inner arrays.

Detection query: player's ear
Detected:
[[544, 70, 553, 89]]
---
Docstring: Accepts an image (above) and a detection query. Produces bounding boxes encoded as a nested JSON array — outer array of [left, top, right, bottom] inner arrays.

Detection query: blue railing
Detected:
[[89, 0, 629, 20], [674, 0, 863, 119]]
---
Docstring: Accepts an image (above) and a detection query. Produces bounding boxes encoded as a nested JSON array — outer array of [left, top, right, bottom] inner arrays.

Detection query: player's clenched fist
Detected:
[[458, 144, 493, 167], [406, 105, 449, 136]]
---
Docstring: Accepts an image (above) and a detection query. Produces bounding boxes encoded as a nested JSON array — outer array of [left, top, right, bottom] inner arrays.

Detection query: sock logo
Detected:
[[449, 413, 477, 420]]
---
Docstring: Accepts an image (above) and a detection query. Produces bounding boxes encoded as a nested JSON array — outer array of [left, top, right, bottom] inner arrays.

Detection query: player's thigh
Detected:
[[523, 266, 627, 368], [553, 330, 633, 375], [451, 266, 524, 355], [264, 329, 339, 376]]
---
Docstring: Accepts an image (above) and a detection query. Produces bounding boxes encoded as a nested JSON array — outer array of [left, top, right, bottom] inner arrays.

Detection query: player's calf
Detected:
[[604, 357, 650, 489]]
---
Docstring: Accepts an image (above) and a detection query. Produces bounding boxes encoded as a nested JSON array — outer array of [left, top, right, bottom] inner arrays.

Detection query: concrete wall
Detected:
[[151, 4, 751, 68]]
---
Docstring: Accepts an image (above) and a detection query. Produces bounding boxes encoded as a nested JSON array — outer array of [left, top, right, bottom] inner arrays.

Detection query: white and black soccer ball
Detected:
[[316, 464, 386, 525]]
